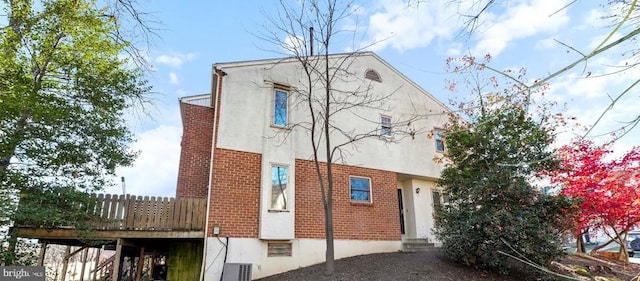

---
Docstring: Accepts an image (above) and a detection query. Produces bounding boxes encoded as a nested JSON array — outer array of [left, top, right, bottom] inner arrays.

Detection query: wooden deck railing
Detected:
[[13, 193, 207, 232], [87, 194, 206, 231]]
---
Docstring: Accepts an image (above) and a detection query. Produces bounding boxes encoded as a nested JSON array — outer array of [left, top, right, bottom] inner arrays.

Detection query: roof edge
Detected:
[[210, 51, 453, 114], [179, 93, 212, 107], [212, 51, 376, 69]]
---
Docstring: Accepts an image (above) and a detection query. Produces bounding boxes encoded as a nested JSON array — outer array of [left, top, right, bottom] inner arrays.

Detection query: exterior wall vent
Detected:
[[267, 242, 292, 257], [365, 69, 382, 82], [222, 263, 252, 281]]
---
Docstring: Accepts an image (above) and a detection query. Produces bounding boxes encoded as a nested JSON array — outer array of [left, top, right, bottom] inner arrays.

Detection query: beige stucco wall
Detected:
[[399, 179, 439, 241], [203, 237, 402, 280], [215, 53, 449, 178]]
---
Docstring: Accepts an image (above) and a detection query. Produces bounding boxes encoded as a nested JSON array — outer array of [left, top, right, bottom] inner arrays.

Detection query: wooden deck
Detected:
[[14, 194, 207, 240]]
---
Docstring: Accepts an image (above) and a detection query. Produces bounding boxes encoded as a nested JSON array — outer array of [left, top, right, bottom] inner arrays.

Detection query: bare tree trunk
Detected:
[[0, 113, 28, 181], [576, 233, 585, 253], [0, 157, 10, 179], [618, 247, 629, 262], [259, 0, 419, 276], [616, 231, 629, 262], [324, 200, 334, 275], [323, 38, 335, 274]]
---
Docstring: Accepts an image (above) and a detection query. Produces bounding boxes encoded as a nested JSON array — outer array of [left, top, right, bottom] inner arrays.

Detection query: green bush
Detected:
[[434, 105, 577, 273]]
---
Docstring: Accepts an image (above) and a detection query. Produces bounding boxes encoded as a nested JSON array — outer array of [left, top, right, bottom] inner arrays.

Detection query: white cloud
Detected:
[[445, 42, 463, 57], [534, 37, 557, 50], [362, 0, 570, 55], [552, 73, 609, 100], [169, 72, 179, 85], [580, 8, 607, 30], [582, 1, 639, 31], [550, 55, 638, 101], [155, 52, 197, 68], [108, 125, 182, 197], [363, 0, 460, 52], [548, 54, 640, 158], [351, 4, 367, 16], [586, 31, 625, 51], [282, 34, 307, 55], [559, 97, 640, 149], [471, 0, 570, 56], [119, 51, 155, 71]]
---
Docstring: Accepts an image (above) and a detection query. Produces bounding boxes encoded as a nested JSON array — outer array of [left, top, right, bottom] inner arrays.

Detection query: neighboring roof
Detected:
[[179, 94, 211, 107], [212, 51, 451, 113], [178, 94, 212, 125]]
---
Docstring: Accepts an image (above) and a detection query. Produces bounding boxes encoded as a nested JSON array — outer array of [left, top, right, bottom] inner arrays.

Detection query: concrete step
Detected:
[[402, 239, 437, 252]]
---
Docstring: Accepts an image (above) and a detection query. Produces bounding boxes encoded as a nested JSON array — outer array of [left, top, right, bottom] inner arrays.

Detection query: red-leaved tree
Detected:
[[547, 140, 640, 261]]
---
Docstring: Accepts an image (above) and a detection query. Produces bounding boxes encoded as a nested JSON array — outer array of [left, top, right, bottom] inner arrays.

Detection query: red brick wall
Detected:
[[208, 148, 262, 238], [204, 147, 399, 240], [295, 159, 401, 240], [176, 102, 213, 199]]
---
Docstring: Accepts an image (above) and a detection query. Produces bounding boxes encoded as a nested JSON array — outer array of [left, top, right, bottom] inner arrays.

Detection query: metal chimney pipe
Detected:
[[309, 26, 314, 56]]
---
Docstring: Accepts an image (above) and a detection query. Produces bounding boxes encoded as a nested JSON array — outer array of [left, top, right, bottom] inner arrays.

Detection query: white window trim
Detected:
[[272, 88, 289, 128], [349, 175, 373, 203], [380, 115, 392, 137], [432, 188, 450, 206], [434, 128, 445, 152], [269, 163, 289, 211]]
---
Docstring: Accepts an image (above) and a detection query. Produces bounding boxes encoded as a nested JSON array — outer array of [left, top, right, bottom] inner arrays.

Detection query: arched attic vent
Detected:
[[364, 69, 382, 82]]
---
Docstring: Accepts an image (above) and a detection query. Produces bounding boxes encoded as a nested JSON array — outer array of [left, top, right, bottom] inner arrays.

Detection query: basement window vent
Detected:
[[365, 69, 382, 82], [222, 263, 252, 281], [267, 242, 292, 257]]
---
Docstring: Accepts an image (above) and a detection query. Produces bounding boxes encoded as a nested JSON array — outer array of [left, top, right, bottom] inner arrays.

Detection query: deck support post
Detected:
[[93, 247, 101, 281], [61, 246, 71, 281], [135, 246, 145, 281], [149, 250, 157, 278], [37, 242, 47, 266], [112, 239, 123, 281], [79, 247, 89, 281]]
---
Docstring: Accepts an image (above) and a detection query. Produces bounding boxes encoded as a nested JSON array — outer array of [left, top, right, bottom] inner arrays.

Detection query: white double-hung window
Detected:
[[270, 165, 288, 210], [434, 128, 445, 152], [380, 115, 392, 137], [273, 89, 288, 127], [349, 176, 371, 203]]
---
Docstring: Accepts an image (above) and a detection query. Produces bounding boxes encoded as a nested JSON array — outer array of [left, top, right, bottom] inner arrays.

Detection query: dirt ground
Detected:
[[549, 253, 640, 280], [256, 250, 640, 281]]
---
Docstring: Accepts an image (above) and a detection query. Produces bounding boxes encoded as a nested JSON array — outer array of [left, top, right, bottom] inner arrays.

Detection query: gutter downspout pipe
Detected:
[[199, 65, 224, 281]]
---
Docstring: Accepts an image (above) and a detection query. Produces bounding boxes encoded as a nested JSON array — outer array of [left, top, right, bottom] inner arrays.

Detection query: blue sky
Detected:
[[108, 0, 640, 197]]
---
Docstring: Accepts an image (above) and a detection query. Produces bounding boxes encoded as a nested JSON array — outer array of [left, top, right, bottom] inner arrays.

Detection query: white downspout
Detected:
[[200, 65, 223, 281]]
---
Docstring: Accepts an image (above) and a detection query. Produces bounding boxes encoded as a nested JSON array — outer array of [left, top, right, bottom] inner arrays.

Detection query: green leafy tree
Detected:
[[0, 0, 150, 264], [434, 55, 577, 273]]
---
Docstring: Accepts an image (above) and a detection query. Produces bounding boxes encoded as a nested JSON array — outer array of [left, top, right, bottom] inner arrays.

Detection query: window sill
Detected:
[[350, 201, 373, 207], [268, 209, 290, 213], [270, 124, 291, 130]]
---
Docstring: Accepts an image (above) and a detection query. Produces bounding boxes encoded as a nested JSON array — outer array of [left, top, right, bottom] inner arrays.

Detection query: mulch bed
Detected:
[[257, 250, 640, 280], [550, 253, 640, 280], [257, 250, 527, 281]]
